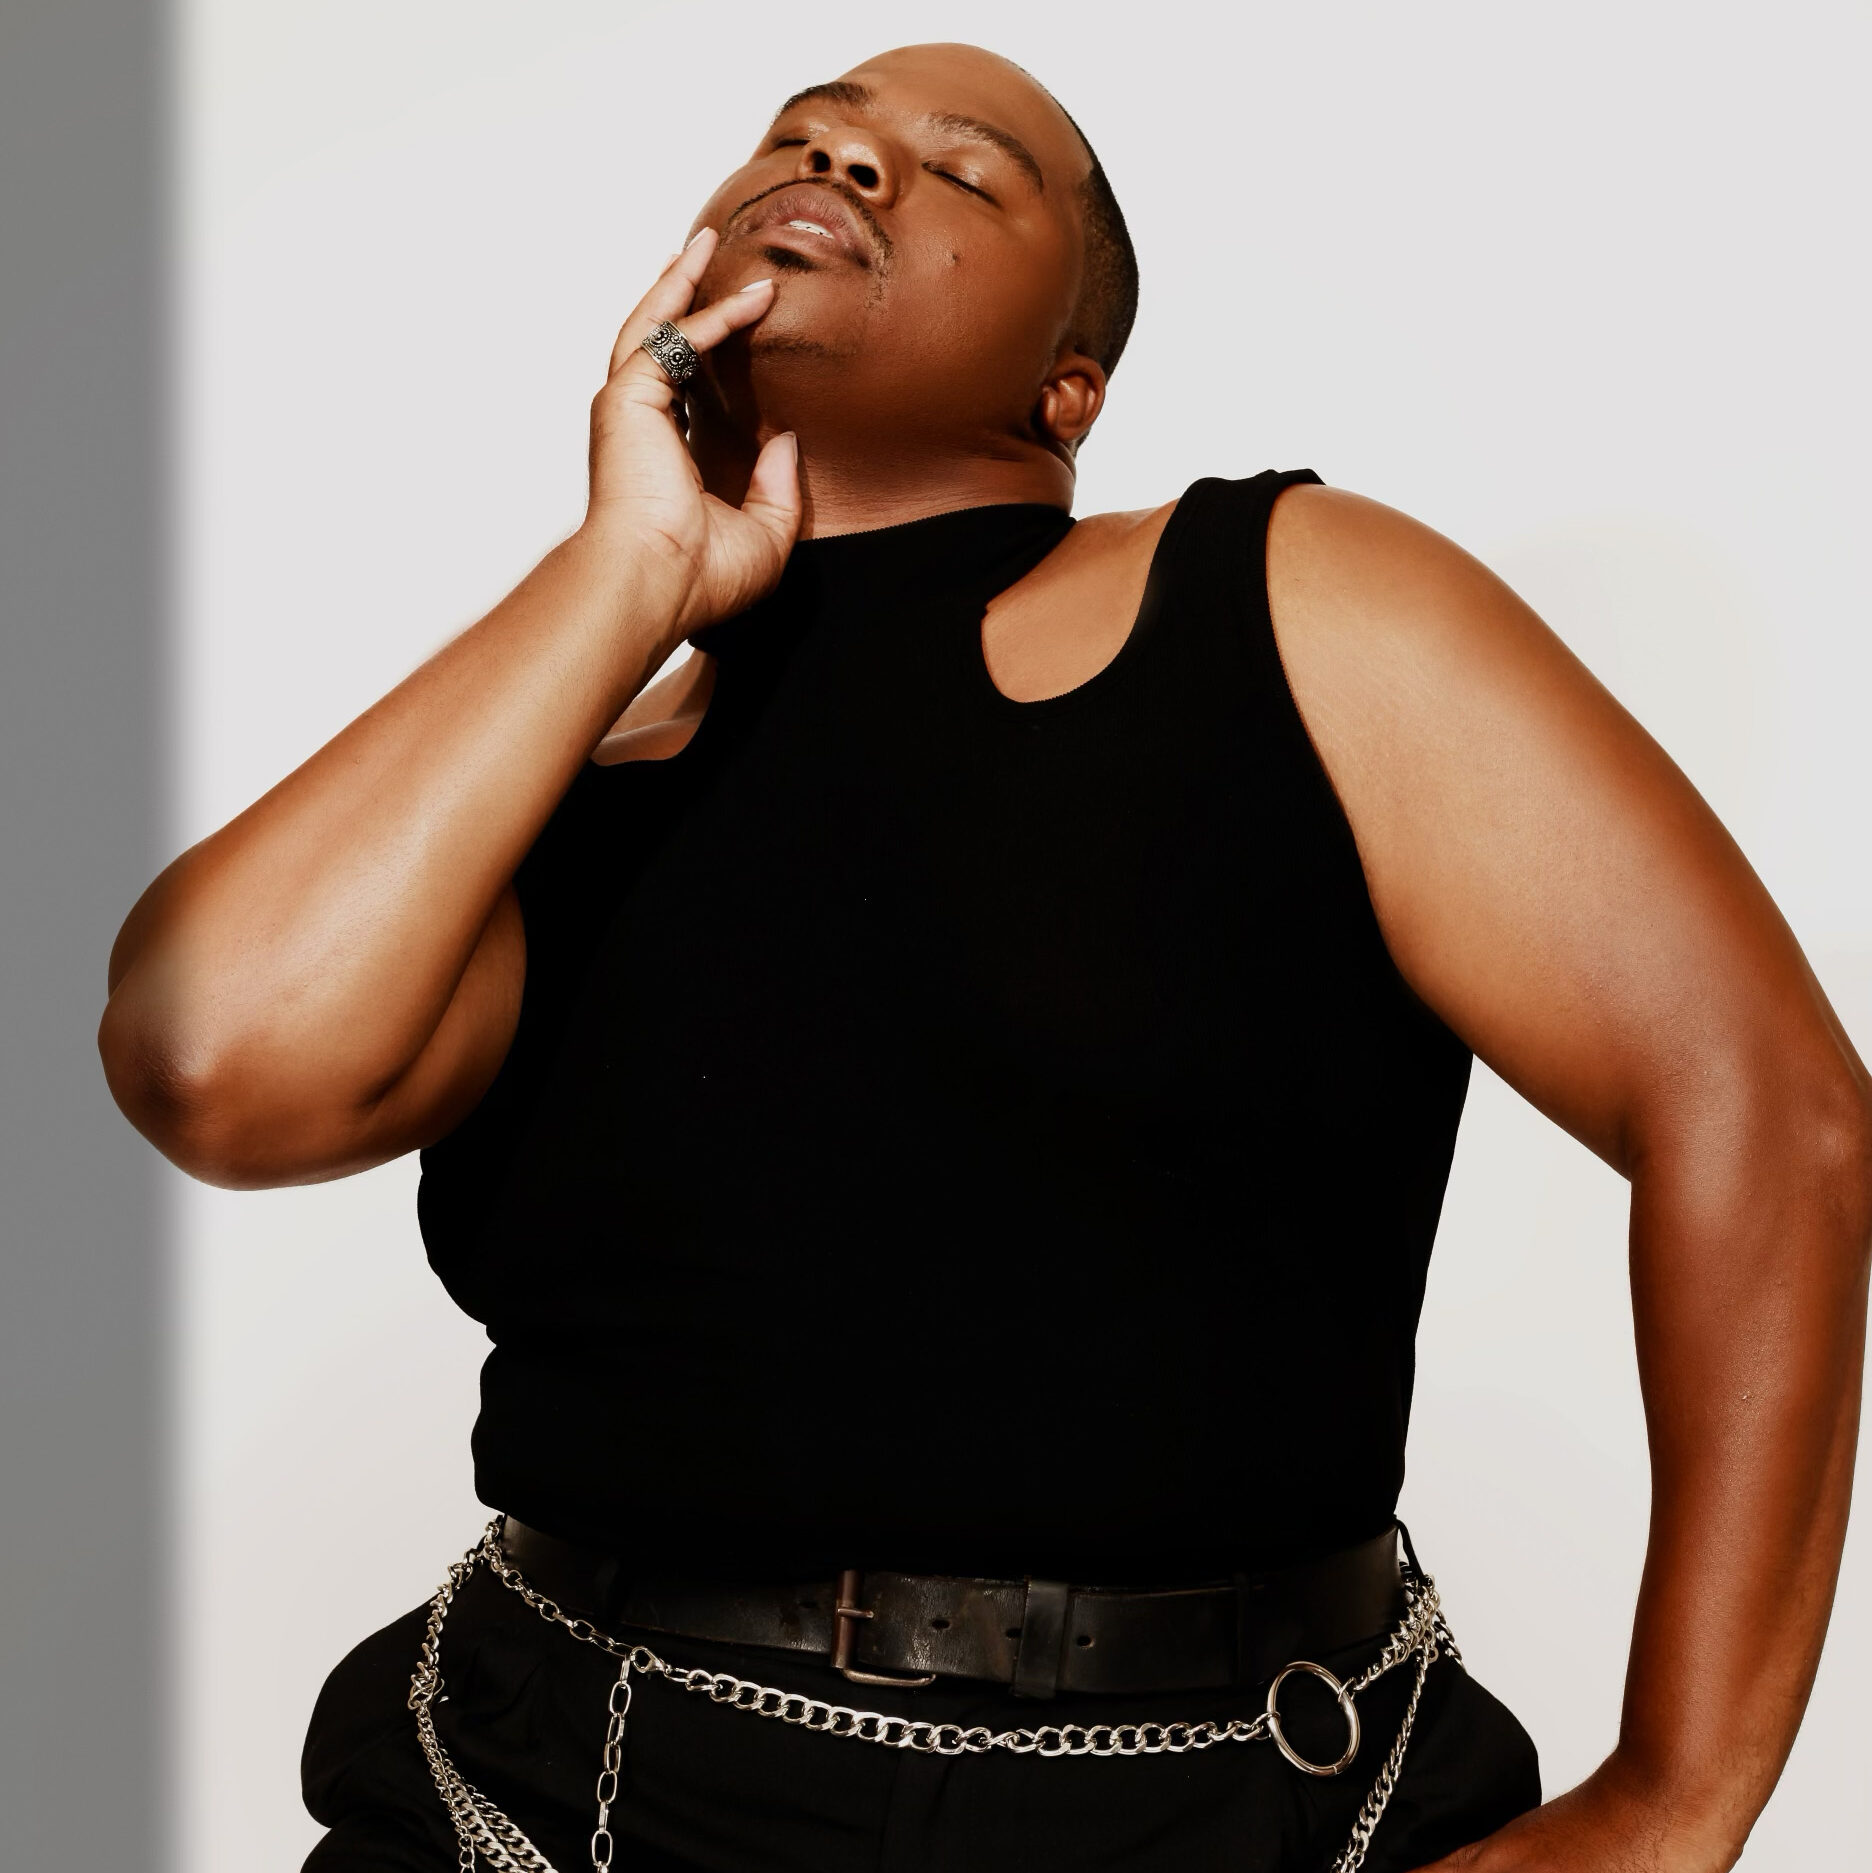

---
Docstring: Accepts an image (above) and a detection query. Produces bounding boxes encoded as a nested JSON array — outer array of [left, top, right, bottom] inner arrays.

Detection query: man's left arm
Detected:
[[1267, 486, 1872, 1872]]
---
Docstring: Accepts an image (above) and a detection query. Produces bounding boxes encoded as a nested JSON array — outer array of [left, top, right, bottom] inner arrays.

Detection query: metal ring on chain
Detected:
[[410, 1519, 1459, 1873], [638, 319, 700, 388], [1264, 1659, 1362, 1777]]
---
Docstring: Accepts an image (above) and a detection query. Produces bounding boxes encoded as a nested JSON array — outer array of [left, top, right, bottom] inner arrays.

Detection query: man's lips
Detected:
[[724, 183, 878, 269]]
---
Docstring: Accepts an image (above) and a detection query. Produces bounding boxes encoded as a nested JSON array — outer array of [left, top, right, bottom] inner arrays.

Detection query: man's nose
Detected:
[[796, 127, 898, 207]]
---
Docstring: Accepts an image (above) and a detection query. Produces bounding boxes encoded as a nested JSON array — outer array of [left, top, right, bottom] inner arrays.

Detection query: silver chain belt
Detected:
[[408, 1519, 1461, 1873]]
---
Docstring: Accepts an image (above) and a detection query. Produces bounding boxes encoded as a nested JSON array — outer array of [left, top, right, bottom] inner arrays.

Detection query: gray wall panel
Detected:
[[0, 1, 170, 1863]]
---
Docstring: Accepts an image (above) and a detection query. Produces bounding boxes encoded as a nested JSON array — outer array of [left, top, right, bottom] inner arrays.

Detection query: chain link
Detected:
[[589, 1661, 631, 1873], [1321, 1576, 1462, 1872], [407, 1548, 560, 1873], [413, 1519, 1456, 1871]]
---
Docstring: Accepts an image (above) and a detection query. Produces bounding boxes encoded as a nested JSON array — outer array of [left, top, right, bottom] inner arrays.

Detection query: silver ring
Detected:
[[1264, 1660, 1361, 1776], [639, 319, 700, 388]]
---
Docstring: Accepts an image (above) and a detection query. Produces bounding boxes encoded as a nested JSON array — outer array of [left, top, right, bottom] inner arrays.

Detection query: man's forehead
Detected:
[[769, 44, 1085, 185]]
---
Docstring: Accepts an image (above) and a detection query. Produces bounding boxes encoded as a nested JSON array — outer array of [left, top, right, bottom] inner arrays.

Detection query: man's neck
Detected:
[[791, 450, 1076, 537], [690, 411, 1075, 538]]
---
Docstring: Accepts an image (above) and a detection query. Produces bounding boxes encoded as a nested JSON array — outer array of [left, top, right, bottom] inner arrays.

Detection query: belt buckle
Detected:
[[830, 1568, 937, 1688]]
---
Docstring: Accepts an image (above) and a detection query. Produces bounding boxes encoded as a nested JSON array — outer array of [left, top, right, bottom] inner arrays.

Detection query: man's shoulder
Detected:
[[1264, 482, 1504, 648]]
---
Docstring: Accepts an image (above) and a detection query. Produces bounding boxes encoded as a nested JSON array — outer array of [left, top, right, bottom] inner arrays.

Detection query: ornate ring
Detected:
[[639, 319, 701, 388], [1264, 1660, 1362, 1777]]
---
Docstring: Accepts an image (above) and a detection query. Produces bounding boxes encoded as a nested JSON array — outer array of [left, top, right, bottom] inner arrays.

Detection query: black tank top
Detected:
[[419, 470, 1472, 1582]]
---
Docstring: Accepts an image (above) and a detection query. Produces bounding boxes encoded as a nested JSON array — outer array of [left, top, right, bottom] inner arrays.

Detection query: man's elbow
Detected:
[[1652, 1037, 1872, 1285], [96, 993, 349, 1189], [99, 995, 245, 1185], [1798, 1063, 1872, 1261]]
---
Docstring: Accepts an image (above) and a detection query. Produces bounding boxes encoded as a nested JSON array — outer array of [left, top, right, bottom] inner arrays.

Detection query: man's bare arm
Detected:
[[99, 236, 797, 1188], [1269, 485, 1872, 1871]]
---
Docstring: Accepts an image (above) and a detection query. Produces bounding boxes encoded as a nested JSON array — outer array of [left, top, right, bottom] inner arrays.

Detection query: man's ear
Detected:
[[1033, 349, 1107, 452]]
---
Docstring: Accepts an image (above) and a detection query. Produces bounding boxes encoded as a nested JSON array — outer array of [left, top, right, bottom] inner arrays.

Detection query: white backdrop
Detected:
[[173, 3, 1872, 1866]]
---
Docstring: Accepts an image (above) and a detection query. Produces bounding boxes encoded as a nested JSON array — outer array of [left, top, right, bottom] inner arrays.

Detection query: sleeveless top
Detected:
[[418, 471, 1473, 1583]]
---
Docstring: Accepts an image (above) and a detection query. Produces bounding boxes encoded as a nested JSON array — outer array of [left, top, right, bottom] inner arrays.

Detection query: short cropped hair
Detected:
[[1069, 129, 1138, 378], [1003, 61, 1139, 381]]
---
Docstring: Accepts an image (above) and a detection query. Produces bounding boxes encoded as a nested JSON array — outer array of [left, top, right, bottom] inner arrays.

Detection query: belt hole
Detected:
[[1005, 1626, 1022, 1640], [1075, 1633, 1093, 1647], [798, 1598, 817, 1610], [930, 1617, 950, 1630]]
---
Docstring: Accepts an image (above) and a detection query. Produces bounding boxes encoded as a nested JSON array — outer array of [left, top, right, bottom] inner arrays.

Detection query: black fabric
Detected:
[[302, 1568, 1540, 1872], [417, 471, 1475, 1581]]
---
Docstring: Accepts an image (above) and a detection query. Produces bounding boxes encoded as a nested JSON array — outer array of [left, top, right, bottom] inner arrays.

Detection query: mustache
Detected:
[[723, 177, 895, 270]]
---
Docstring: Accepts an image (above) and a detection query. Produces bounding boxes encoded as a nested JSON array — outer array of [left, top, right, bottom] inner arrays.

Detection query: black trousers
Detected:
[[303, 1564, 1540, 1873]]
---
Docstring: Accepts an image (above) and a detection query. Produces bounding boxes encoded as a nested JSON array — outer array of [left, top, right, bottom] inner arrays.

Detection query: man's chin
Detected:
[[740, 281, 866, 364]]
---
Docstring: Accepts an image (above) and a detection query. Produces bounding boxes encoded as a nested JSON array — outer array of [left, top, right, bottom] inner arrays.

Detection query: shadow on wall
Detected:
[[1, 1, 170, 1869]]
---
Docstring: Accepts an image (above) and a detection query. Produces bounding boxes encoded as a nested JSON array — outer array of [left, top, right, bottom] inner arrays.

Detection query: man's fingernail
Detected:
[[739, 277, 774, 293], [685, 228, 710, 250]]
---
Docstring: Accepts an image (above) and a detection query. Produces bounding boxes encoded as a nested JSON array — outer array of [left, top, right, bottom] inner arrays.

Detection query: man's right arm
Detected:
[[98, 234, 797, 1188]]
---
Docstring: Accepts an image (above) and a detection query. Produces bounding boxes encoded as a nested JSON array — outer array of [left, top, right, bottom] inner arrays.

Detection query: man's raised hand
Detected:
[[584, 228, 800, 639]]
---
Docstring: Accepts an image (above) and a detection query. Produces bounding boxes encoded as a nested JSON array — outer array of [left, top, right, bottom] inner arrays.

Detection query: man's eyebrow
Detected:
[[924, 112, 1045, 193], [772, 81, 875, 122]]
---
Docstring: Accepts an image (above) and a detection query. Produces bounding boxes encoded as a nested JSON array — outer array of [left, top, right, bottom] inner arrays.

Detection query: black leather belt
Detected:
[[497, 1519, 1405, 1701]]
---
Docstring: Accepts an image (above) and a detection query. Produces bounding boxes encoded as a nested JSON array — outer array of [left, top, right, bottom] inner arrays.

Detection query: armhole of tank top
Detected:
[[1227, 469, 1472, 1052], [589, 643, 732, 777], [1216, 468, 1350, 833]]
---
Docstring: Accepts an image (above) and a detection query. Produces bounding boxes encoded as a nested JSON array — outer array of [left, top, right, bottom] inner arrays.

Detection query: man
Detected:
[[100, 41, 1869, 1873]]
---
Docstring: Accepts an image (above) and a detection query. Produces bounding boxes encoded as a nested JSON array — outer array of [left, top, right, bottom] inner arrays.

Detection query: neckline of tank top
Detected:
[[961, 485, 1205, 720], [687, 500, 1076, 659]]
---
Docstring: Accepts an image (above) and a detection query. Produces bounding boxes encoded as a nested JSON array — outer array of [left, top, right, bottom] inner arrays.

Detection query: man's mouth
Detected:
[[723, 183, 884, 271]]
